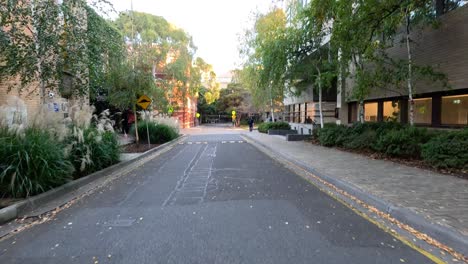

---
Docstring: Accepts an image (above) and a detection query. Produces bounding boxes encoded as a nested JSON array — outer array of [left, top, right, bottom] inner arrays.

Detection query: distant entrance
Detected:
[[202, 114, 232, 124]]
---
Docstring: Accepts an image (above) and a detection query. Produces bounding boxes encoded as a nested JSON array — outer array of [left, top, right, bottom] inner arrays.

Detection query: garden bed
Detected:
[[122, 143, 161, 153], [308, 122, 468, 180]]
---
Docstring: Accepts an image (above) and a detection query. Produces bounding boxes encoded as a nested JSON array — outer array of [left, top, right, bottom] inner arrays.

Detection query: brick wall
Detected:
[[0, 77, 43, 124]]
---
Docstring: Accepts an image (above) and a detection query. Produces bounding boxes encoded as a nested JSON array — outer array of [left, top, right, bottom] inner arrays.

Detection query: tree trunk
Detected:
[[315, 65, 324, 128], [434, 0, 445, 17], [405, 9, 414, 126], [269, 84, 275, 122], [358, 100, 364, 123], [133, 104, 139, 144]]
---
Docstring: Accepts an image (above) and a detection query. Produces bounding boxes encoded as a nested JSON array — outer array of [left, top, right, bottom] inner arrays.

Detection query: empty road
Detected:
[[0, 127, 435, 263]]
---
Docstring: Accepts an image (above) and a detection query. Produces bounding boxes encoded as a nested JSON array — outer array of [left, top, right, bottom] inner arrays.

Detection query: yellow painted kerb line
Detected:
[[242, 135, 452, 264]]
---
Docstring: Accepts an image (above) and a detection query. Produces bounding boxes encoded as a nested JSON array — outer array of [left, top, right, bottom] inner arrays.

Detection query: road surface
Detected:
[[0, 128, 434, 263]]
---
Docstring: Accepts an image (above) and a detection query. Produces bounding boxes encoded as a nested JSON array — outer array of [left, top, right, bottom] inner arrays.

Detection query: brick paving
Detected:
[[244, 131, 468, 237]]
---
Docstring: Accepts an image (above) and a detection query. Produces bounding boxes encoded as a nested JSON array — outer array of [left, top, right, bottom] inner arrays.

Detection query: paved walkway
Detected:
[[243, 131, 468, 238]]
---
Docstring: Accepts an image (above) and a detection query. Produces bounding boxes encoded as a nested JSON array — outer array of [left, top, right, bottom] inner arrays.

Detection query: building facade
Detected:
[[282, 3, 467, 132], [339, 5, 468, 128]]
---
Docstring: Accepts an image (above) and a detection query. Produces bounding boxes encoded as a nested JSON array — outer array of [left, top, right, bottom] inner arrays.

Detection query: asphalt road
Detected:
[[0, 132, 434, 263]]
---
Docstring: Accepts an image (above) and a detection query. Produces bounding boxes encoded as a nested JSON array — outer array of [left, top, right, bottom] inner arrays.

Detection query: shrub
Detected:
[[374, 127, 431, 158], [343, 129, 377, 150], [316, 123, 348, 147], [133, 120, 179, 144], [258, 121, 291, 133], [421, 129, 468, 169], [257, 123, 268, 133], [0, 128, 74, 198], [67, 127, 121, 178]]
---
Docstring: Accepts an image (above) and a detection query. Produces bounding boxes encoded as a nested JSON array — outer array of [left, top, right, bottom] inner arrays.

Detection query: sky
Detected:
[[103, 0, 276, 75]]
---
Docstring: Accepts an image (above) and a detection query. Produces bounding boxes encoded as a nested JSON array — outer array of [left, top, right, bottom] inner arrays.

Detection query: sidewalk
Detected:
[[243, 131, 468, 253]]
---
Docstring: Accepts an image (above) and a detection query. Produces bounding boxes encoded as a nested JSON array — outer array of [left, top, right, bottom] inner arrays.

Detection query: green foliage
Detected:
[[316, 122, 468, 169], [0, 1, 126, 99], [316, 123, 348, 147], [68, 127, 120, 178], [374, 127, 431, 158], [343, 130, 377, 150], [132, 120, 179, 144], [258, 122, 291, 133], [422, 130, 468, 169], [239, 9, 287, 109], [0, 128, 74, 198], [216, 83, 252, 114], [106, 62, 157, 110], [113, 11, 199, 101], [86, 6, 125, 99]]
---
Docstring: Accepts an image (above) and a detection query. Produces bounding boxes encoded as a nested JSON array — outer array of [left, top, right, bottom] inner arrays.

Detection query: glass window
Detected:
[[442, 94, 468, 125], [413, 98, 432, 124], [300, 103, 306, 123], [364, 102, 378, 122], [306, 103, 314, 123], [383, 100, 400, 122]]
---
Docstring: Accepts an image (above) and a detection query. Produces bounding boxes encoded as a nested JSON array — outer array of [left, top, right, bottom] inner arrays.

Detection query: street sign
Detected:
[[137, 95, 152, 110]]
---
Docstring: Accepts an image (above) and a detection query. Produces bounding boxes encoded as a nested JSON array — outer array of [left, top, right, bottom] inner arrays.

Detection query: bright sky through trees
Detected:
[[105, 0, 274, 75]]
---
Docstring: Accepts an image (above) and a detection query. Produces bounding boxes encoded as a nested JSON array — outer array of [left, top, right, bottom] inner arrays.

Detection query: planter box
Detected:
[[286, 134, 312, 141], [268, 129, 298, 136]]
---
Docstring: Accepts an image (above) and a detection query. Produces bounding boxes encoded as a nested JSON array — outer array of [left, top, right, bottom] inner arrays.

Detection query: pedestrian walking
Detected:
[[248, 117, 254, 132]]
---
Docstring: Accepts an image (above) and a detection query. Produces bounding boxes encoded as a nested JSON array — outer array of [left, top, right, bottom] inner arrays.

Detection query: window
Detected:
[[413, 98, 432, 124], [284, 105, 291, 122], [441, 94, 468, 125], [383, 100, 400, 122], [300, 103, 306, 123], [306, 103, 314, 123], [364, 102, 378, 122]]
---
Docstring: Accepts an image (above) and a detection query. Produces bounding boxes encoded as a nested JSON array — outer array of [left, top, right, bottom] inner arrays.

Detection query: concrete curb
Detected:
[[0, 135, 186, 225], [242, 133, 468, 257]]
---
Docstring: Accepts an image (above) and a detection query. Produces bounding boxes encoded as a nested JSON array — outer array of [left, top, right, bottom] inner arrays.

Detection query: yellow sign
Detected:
[[196, 113, 200, 118], [137, 95, 152, 110]]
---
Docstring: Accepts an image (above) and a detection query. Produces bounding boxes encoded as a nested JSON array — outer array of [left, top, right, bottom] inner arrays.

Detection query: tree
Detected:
[[106, 61, 157, 143], [193, 57, 220, 104], [239, 8, 289, 118], [283, 2, 337, 128], [216, 83, 253, 115], [113, 11, 199, 114]]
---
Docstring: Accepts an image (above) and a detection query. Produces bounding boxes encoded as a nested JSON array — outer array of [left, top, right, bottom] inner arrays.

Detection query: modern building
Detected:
[[339, 5, 468, 128], [282, 2, 468, 133]]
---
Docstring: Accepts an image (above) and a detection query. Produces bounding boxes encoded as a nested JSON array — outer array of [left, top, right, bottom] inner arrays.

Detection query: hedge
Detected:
[[258, 121, 291, 133], [316, 123, 467, 170], [132, 120, 179, 144]]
